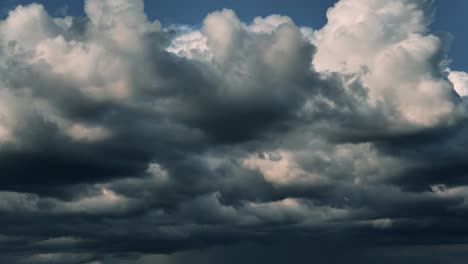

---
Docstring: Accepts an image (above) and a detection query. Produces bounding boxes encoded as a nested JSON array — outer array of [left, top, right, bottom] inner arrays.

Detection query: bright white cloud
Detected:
[[448, 70, 468, 97], [313, 0, 463, 127]]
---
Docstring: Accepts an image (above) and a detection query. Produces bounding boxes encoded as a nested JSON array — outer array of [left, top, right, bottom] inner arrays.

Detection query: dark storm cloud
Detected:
[[1, 0, 468, 263]]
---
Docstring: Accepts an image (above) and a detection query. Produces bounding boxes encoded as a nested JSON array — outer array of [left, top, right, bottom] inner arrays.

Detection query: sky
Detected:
[[1, 0, 468, 264]]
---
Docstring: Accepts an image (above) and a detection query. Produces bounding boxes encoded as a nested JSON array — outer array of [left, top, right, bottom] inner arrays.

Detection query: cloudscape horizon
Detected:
[[1, 0, 468, 263]]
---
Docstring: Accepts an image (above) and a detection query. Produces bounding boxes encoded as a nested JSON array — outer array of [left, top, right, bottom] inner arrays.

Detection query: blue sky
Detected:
[[432, 1, 468, 71], [2, 0, 466, 71]]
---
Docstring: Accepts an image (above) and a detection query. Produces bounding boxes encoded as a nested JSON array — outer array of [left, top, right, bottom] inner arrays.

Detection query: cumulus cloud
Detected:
[[313, 0, 463, 127], [1, 0, 468, 263]]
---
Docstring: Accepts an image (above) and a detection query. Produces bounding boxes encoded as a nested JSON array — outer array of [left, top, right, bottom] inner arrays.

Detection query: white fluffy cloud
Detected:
[[167, 1, 466, 132], [312, 0, 464, 127], [448, 70, 468, 97]]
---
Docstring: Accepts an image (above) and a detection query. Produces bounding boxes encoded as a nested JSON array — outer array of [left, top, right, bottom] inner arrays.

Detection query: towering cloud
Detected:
[[0, 0, 468, 263], [313, 0, 462, 127]]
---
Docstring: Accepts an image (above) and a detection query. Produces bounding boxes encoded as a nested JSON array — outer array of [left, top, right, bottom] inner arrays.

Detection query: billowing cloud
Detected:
[[313, 0, 463, 128], [1, 0, 468, 263]]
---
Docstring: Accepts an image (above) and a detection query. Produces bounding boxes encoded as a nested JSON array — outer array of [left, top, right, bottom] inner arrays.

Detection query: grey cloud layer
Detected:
[[1, 0, 468, 263]]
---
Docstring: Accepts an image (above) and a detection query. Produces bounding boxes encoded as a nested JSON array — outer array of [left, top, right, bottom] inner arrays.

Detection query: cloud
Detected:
[[448, 70, 468, 97], [313, 0, 463, 128], [1, 0, 468, 263]]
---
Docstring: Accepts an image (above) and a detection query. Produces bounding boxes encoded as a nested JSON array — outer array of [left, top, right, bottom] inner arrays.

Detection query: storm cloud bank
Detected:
[[1, 0, 468, 263]]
